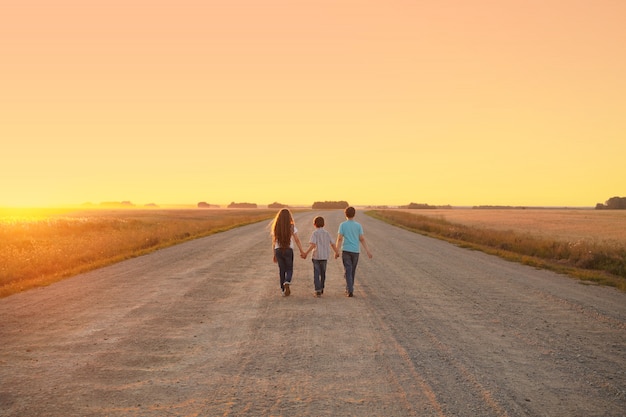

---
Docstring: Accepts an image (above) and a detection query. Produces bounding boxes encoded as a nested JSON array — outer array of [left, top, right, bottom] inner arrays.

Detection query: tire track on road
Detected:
[[357, 287, 446, 417], [359, 281, 509, 417]]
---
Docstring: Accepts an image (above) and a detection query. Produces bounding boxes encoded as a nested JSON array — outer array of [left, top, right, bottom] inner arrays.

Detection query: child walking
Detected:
[[271, 208, 305, 296], [302, 216, 339, 297], [336, 206, 373, 297]]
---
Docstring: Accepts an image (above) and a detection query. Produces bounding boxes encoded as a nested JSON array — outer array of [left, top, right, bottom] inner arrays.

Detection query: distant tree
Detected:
[[268, 202, 287, 209], [401, 202, 436, 209], [400, 202, 451, 209], [312, 201, 349, 209], [595, 196, 626, 210], [228, 202, 257, 209]]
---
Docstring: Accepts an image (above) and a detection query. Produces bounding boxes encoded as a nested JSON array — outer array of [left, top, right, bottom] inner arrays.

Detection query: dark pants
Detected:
[[274, 248, 294, 291], [312, 259, 328, 292], [342, 251, 359, 294]]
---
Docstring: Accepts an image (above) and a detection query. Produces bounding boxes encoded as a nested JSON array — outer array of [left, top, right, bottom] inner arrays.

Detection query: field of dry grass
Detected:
[[398, 208, 626, 244], [369, 208, 626, 291], [0, 208, 276, 297], [3, 207, 624, 298]]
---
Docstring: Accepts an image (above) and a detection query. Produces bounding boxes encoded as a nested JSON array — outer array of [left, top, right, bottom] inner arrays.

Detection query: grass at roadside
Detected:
[[368, 210, 626, 292], [0, 209, 276, 298]]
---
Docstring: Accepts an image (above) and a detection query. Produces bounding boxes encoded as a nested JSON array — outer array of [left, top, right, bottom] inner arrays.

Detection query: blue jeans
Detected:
[[274, 248, 294, 291], [312, 259, 327, 292], [342, 251, 360, 294]]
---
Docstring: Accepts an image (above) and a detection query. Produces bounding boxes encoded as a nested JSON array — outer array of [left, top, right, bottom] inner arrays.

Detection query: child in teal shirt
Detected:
[[336, 207, 373, 297]]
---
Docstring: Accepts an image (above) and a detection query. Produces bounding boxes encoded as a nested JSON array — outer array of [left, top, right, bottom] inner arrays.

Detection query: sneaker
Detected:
[[284, 282, 290, 296], [314, 291, 321, 297], [347, 292, 353, 297]]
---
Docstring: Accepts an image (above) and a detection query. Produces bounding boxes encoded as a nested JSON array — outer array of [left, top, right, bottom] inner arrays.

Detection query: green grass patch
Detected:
[[368, 210, 626, 292]]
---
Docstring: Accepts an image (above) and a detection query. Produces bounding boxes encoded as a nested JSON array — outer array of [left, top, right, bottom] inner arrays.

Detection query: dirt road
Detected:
[[1, 211, 625, 416]]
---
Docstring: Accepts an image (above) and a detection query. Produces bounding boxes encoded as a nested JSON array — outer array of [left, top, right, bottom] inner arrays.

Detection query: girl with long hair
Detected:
[[271, 208, 304, 296]]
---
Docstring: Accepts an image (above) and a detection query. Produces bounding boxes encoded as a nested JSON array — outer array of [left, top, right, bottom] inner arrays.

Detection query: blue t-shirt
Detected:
[[338, 220, 363, 253]]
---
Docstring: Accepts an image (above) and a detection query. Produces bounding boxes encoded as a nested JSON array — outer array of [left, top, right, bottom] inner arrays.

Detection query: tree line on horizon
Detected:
[[85, 197, 626, 210], [400, 202, 452, 209], [203, 201, 351, 209], [595, 196, 626, 210]]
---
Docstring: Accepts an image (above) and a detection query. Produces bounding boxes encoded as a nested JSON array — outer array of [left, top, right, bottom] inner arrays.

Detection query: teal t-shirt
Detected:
[[338, 220, 363, 253]]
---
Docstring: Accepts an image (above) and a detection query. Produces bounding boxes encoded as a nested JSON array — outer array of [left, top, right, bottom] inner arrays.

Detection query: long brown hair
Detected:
[[271, 208, 294, 250]]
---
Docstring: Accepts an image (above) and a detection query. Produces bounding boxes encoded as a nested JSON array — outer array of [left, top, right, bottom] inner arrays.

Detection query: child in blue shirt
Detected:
[[336, 206, 373, 297]]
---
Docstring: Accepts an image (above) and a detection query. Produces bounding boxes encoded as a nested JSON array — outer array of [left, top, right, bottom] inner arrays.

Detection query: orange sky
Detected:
[[1, 0, 624, 208]]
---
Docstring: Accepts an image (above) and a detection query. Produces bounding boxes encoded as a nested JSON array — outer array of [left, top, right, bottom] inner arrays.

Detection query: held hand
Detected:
[[300, 252, 307, 259]]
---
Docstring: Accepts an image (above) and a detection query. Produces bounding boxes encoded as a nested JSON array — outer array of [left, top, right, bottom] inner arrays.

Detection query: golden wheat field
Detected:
[[0, 208, 276, 297], [2, 207, 625, 297], [397, 208, 626, 245]]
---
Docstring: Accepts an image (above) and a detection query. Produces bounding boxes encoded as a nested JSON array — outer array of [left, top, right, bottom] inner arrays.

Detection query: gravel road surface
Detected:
[[1, 211, 624, 416]]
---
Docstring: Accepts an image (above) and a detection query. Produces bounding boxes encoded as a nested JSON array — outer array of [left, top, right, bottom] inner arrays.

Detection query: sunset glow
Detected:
[[2, 1, 624, 208]]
